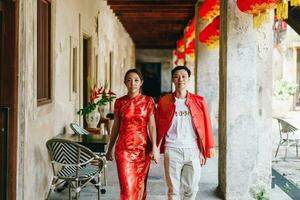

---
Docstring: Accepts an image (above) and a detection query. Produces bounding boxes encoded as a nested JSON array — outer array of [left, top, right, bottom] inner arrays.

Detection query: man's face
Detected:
[[172, 69, 190, 91]]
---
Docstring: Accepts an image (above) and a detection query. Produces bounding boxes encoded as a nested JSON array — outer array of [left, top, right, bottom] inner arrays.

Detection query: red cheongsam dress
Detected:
[[114, 94, 155, 200]]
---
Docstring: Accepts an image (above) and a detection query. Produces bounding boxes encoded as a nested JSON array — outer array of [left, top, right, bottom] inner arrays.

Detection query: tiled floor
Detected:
[[48, 112, 300, 199]]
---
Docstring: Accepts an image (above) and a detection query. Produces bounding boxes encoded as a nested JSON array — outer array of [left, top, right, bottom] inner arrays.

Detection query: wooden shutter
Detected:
[[37, 0, 51, 105]]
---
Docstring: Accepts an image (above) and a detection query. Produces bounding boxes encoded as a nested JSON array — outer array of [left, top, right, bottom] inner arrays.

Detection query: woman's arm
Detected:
[[148, 114, 160, 163], [105, 117, 120, 161]]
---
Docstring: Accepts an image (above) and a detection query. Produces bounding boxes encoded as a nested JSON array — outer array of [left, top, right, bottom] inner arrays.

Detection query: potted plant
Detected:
[[77, 82, 116, 128], [272, 79, 298, 117]]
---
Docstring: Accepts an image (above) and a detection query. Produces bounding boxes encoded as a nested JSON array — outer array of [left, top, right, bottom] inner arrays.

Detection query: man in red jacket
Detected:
[[156, 65, 214, 200]]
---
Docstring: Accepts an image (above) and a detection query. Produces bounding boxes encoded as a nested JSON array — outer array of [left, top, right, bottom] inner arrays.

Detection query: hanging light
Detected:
[[236, 0, 277, 28], [198, 0, 220, 21], [198, 16, 220, 50]]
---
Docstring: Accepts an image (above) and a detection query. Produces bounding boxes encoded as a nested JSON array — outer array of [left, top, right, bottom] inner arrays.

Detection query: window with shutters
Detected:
[[37, 0, 51, 105]]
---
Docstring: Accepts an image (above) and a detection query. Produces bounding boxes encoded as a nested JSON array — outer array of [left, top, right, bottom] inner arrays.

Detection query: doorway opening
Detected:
[[140, 63, 161, 102]]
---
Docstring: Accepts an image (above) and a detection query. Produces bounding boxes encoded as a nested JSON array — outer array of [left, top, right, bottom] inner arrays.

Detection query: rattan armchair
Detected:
[[69, 123, 108, 187], [275, 118, 300, 159], [46, 138, 105, 200]]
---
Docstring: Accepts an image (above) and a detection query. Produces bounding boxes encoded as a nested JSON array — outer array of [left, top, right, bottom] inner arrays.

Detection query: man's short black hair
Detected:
[[171, 66, 191, 77]]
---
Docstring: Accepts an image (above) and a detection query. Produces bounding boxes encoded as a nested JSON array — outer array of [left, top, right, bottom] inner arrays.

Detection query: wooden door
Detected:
[[0, 1, 18, 200]]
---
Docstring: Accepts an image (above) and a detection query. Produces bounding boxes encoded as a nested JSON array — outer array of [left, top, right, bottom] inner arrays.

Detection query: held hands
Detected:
[[150, 145, 160, 164], [199, 148, 215, 166], [209, 148, 215, 157], [105, 150, 113, 161], [200, 153, 205, 166]]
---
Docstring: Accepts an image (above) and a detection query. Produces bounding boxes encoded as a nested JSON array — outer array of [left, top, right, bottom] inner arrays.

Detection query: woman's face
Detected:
[[124, 72, 143, 94]]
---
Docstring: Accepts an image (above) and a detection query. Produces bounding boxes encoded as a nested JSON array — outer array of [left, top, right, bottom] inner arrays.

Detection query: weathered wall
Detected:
[[273, 26, 300, 83], [18, 0, 135, 199], [136, 49, 173, 94], [196, 11, 219, 145], [272, 26, 300, 110], [219, 1, 273, 199]]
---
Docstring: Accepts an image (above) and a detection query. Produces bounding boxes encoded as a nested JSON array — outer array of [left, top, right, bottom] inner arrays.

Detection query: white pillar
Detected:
[[219, 1, 273, 199]]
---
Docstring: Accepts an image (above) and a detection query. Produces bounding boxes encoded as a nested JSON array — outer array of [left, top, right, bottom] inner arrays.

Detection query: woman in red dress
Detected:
[[106, 69, 160, 200]]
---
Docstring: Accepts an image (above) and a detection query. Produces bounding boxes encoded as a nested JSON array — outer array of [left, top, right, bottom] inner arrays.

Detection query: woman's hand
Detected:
[[105, 150, 114, 161], [200, 153, 205, 166], [151, 146, 160, 164]]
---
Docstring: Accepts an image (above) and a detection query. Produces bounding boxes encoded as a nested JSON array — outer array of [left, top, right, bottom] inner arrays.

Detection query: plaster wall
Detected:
[[18, 0, 135, 199], [272, 26, 300, 83], [219, 1, 273, 199]]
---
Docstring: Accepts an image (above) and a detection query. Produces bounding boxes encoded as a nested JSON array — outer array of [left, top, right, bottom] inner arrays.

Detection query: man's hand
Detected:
[[209, 148, 215, 158]]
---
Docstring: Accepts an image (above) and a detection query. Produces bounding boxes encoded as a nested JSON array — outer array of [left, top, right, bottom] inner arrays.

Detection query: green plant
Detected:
[[77, 82, 116, 116], [256, 190, 269, 200], [250, 186, 269, 200], [273, 79, 298, 100]]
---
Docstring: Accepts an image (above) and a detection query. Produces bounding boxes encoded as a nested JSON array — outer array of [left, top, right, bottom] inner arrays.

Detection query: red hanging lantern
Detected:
[[185, 38, 195, 61], [185, 39, 195, 55], [176, 38, 185, 65], [198, 16, 220, 50], [184, 17, 195, 46], [198, 0, 220, 21], [185, 17, 195, 40], [236, 0, 277, 28], [177, 38, 185, 53]]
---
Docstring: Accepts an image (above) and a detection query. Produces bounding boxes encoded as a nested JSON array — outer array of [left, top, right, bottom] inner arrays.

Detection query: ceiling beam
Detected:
[[106, 0, 196, 48], [107, 0, 196, 6], [110, 5, 193, 10], [116, 12, 192, 18], [113, 9, 193, 14]]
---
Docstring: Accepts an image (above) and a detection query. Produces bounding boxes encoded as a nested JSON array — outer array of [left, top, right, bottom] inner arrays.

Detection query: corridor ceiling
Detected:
[[106, 0, 198, 49]]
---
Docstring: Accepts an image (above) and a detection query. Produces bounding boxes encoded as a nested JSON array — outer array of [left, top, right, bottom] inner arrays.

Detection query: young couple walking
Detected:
[[106, 66, 215, 200]]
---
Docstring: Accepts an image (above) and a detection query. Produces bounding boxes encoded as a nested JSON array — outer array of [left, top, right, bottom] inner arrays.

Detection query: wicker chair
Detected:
[[275, 118, 300, 159], [70, 123, 108, 188], [46, 138, 105, 200]]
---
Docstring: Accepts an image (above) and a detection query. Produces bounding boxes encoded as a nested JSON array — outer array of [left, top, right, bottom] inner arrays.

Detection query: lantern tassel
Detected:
[[253, 12, 269, 28], [207, 40, 219, 51], [276, 1, 288, 20], [291, 0, 300, 6]]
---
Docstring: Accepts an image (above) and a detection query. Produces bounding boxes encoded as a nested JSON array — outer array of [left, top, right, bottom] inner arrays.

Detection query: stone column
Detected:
[[219, 1, 273, 199], [196, 2, 219, 144]]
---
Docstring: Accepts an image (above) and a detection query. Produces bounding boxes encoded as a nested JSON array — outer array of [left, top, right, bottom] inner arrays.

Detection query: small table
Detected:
[[86, 127, 100, 135], [55, 133, 110, 153]]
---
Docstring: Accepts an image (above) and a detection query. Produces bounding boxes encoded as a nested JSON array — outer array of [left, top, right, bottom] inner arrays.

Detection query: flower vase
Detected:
[[85, 108, 101, 129], [99, 104, 109, 118]]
